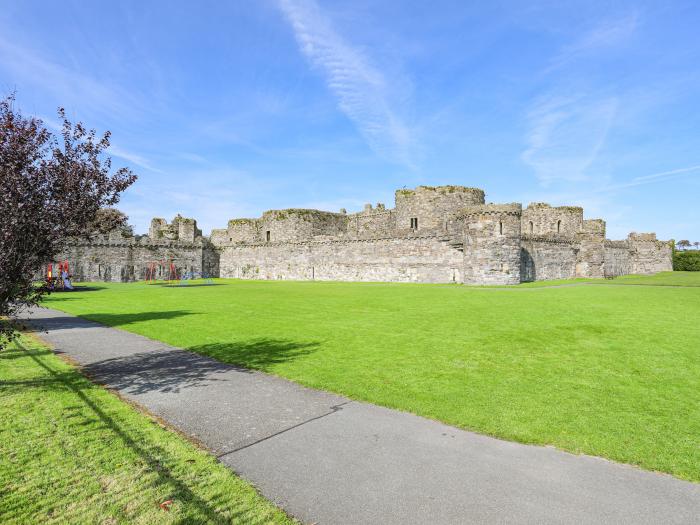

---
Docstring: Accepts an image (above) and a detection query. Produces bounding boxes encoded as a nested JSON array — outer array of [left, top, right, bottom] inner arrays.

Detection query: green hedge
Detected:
[[673, 250, 700, 271]]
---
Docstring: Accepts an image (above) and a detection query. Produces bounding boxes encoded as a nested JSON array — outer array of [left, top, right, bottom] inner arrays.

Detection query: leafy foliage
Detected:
[[89, 207, 132, 235], [0, 95, 136, 345], [673, 250, 700, 271]]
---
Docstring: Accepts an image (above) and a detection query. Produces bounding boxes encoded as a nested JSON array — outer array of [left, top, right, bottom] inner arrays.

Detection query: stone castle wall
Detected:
[[603, 234, 673, 277], [520, 236, 579, 281], [462, 204, 522, 285], [54, 185, 672, 285], [604, 241, 632, 277], [522, 203, 584, 236], [219, 234, 463, 283], [52, 216, 219, 283]]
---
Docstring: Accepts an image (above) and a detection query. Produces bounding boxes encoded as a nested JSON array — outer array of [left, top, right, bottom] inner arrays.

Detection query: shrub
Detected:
[[673, 250, 700, 271]]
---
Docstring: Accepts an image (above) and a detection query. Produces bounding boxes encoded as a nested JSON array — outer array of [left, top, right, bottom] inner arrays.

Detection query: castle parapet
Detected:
[[628, 232, 657, 242], [461, 203, 522, 217], [522, 203, 583, 236], [148, 215, 201, 243], [583, 219, 606, 237]]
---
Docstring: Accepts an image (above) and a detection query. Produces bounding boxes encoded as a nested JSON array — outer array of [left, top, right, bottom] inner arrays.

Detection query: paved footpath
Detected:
[[20, 307, 700, 524]]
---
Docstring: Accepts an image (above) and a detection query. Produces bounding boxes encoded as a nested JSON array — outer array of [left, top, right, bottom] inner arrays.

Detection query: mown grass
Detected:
[[604, 271, 700, 286], [0, 336, 294, 525], [42, 272, 700, 482]]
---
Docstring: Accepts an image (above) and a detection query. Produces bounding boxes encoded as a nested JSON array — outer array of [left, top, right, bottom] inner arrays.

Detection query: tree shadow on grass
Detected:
[[152, 283, 226, 288], [22, 310, 195, 332], [11, 343, 285, 524], [57, 285, 107, 292], [81, 311, 198, 328], [187, 340, 321, 372]]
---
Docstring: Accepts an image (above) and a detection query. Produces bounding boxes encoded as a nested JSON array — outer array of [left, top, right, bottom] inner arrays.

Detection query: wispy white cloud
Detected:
[[521, 94, 618, 185], [177, 152, 209, 164], [121, 186, 252, 236], [277, 0, 414, 167], [119, 164, 292, 234], [601, 164, 700, 191], [108, 145, 163, 174], [35, 112, 161, 174], [0, 33, 139, 119], [522, 11, 642, 187], [545, 13, 640, 73], [36, 115, 62, 131], [35, 110, 162, 174]]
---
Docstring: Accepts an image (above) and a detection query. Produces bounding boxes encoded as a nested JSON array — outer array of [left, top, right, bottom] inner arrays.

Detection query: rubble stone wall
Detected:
[[219, 235, 464, 283]]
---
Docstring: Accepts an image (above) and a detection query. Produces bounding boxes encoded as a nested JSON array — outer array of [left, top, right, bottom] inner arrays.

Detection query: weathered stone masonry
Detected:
[[56, 185, 672, 285], [57, 215, 219, 283]]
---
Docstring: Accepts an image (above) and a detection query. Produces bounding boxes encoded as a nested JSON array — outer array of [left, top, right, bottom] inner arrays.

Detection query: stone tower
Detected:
[[462, 203, 522, 285]]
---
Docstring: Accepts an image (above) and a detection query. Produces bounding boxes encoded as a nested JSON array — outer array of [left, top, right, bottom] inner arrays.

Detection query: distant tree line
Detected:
[[672, 240, 700, 271], [675, 240, 699, 251]]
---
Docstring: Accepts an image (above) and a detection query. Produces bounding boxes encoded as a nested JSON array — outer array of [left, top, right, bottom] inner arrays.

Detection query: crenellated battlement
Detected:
[[460, 203, 522, 217]]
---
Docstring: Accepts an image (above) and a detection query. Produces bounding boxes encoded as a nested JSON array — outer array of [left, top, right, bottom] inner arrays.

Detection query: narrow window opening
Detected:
[[266, 231, 271, 242], [529, 221, 534, 234], [410, 217, 418, 230], [499, 221, 503, 235], [557, 220, 561, 233]]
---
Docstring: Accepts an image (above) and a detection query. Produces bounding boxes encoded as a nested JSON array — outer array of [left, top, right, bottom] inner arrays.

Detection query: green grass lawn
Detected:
[[0, 336, 294, 525], [603, 271, 700, 286], [42, 272, 700, 482]]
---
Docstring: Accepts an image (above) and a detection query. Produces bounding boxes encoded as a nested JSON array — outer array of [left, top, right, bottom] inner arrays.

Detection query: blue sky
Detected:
[[2, 0, 699, 240]]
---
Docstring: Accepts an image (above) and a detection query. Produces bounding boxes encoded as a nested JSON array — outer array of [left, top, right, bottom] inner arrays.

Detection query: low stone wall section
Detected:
[[521, 236, 578, 282], [219, 235, 464, 283], [55, 238, 216, 282]]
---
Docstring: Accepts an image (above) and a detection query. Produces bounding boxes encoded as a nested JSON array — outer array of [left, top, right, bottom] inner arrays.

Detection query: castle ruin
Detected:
[[57, 185, 672, 285]]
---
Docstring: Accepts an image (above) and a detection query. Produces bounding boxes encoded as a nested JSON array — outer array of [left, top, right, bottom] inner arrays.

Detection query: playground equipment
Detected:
[[177, 271, 214, 286], [144, 260, 214, 286], [145, 260, 163, 283], [145, 260, 181, 285], [47, 261, 74, 290]]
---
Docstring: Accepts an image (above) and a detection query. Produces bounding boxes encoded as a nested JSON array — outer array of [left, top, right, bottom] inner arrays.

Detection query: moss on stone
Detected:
[[262, 209, 341, 221], [228, 219, 256, 227], [417, 185, 484, 195]]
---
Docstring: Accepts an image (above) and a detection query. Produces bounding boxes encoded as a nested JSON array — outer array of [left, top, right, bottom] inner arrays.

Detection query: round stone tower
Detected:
[[394, 185, 486, 232], [462, 203, 522, 285]]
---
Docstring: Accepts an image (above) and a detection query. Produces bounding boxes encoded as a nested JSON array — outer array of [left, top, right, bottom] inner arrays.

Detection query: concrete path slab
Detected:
[[19, 307, 700, 524]]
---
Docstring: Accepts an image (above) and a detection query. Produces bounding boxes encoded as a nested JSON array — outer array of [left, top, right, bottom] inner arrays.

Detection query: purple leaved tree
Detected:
[[0, 95, 137, 347]]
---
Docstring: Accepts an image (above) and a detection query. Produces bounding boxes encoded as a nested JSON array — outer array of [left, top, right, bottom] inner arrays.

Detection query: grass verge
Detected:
[[0, 335, 294, 525]]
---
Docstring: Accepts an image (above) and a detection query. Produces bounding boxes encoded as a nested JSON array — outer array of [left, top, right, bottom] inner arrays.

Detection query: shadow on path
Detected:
[[73, 339, 320, 395], [81, 349, 244, 394]]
